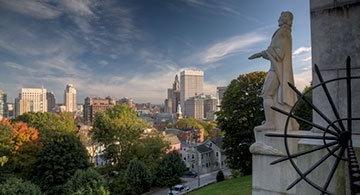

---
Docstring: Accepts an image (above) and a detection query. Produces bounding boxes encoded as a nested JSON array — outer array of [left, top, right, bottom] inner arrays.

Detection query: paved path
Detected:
[[149, 169, 231, 195]]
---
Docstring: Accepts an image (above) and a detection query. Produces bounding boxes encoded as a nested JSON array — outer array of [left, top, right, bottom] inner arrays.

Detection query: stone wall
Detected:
[[311, 0, 360, 133]]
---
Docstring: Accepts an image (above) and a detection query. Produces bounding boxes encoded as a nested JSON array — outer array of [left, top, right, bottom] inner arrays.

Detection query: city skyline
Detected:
[[0, 0, 311, 104]]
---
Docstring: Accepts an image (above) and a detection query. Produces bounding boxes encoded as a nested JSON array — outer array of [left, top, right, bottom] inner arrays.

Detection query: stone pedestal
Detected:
[[250, 130, 299, 195]]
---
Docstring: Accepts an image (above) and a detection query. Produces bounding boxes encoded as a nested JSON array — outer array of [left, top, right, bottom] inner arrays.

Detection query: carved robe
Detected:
[[265, 26, 297, 107]]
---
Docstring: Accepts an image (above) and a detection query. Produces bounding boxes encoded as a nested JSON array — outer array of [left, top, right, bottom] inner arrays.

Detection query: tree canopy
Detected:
[[15, 112, 77, 142], [92, 104, 147, 168], [0, 119, 41, 178], [33, 133, 90, 194], [217, 71, 266, 175]]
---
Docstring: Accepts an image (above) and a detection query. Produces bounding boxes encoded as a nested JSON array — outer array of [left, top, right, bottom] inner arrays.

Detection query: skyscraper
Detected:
[[0, 89, 7, 119], [164, 75, 181, 114], [15, 88, 47, 116], [64, 84, 76, 112], [46, 92, 56, 112], [180, 69, 204, 113]]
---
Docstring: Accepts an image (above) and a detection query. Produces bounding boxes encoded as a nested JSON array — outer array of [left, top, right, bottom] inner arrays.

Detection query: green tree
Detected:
[[64, 168, 109, 195], [217, 71, 266, 175], [92, 104, 147, 169], [33, 134, 90, 194], [0, 177, 42, 195], [132, 133, 169, 182], [15, 112, 76, 142], [124, 159, 151, 194], [293, 86, 313, 130], [155, 151, 187, 187], [0, 121, 12, 167]]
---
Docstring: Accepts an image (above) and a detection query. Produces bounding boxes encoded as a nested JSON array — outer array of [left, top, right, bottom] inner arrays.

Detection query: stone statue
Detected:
[[249, 11, 298, 131]]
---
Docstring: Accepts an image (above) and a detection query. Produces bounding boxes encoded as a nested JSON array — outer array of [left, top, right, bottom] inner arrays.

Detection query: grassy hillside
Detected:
[[188, 175, 251, 195]]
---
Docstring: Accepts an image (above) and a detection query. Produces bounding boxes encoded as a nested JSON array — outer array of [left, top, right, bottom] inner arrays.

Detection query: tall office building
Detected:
[[217, 86, 227, 105], [180, 70, 204, 113], [46, 92, 56, 112], [184, 95, 204, 120], [204, 95, 219, 120], [165, 75, 181, 114], [83, 97, 116, 124], [64, 84, 77, 112], [15, 88, 47, 116], [0, 89, 7, 119]]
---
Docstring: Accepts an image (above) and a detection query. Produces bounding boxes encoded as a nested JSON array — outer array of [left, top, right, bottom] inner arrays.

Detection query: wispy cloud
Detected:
[[178, 0, 260, 23], [197, 32, 266, 64], [302, 56, 312, 62], [0, 0, 61, 19], [293, 46, 311, 56]]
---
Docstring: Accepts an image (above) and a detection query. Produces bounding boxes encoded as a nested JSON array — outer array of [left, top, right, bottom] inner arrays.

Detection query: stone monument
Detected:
[[250, 1, 360, 194], [249, 11, 299, 195]]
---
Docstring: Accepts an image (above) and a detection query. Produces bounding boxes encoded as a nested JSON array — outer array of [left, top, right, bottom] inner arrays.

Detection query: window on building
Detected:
[[201, 154, 203, 159], [192, 164, 194, 168], [183, 157, 186, 161], [192, 154, 194, 159], [216, 152, 219, 157], [209, 143, 212, 147]]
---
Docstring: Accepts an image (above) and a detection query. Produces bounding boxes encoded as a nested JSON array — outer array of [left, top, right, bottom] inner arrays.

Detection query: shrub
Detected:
[[0, 177, 42, 195], [216, 170, 225, 182], [64, 168, 109, 195]]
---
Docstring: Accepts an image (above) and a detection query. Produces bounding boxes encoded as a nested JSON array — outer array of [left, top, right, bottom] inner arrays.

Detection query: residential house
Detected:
[[180, 138, 227, 175]]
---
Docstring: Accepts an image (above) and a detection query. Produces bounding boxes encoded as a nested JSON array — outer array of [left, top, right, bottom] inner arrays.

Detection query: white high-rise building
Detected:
[[15, 88, 47, 116], [64, 84, 77, 112], [180, 69, 204, 113]]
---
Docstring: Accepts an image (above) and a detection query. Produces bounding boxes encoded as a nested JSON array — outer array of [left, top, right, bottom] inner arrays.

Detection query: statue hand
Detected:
[[248, 52, 262, 60]]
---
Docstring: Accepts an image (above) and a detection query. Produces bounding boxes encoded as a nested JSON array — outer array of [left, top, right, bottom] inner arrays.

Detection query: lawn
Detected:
[[188, 175, 252, 195]]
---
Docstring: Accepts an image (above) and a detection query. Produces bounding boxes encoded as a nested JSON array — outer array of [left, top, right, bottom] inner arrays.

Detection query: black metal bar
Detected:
[[266, 133, 338, 140], [311, 76, 360, 90], [314, 64, 346, 132], [270, 141, 338, 165], [286, 145, 342, 190], [346, 56, 352, 135], [322, 146, 346, 193], [271, 106, 339, 137], [347, 145, 360, 195], [288, 82, 342, 134]]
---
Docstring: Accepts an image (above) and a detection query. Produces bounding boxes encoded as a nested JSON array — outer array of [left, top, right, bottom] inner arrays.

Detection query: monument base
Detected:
[[251, 130, 360, 195], [250, 129, 298, 195]]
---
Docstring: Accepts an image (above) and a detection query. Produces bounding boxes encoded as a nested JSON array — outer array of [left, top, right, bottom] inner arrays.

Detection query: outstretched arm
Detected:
[[248, 51, 269, 60], [248, 52, 262, 60]]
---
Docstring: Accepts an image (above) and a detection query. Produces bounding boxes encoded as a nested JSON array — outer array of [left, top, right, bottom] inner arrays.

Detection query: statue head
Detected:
[[278, 11, 293, 27]]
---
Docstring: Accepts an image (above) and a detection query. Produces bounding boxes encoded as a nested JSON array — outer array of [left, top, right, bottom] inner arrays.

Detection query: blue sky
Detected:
[[0, 0, 312, 104]]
